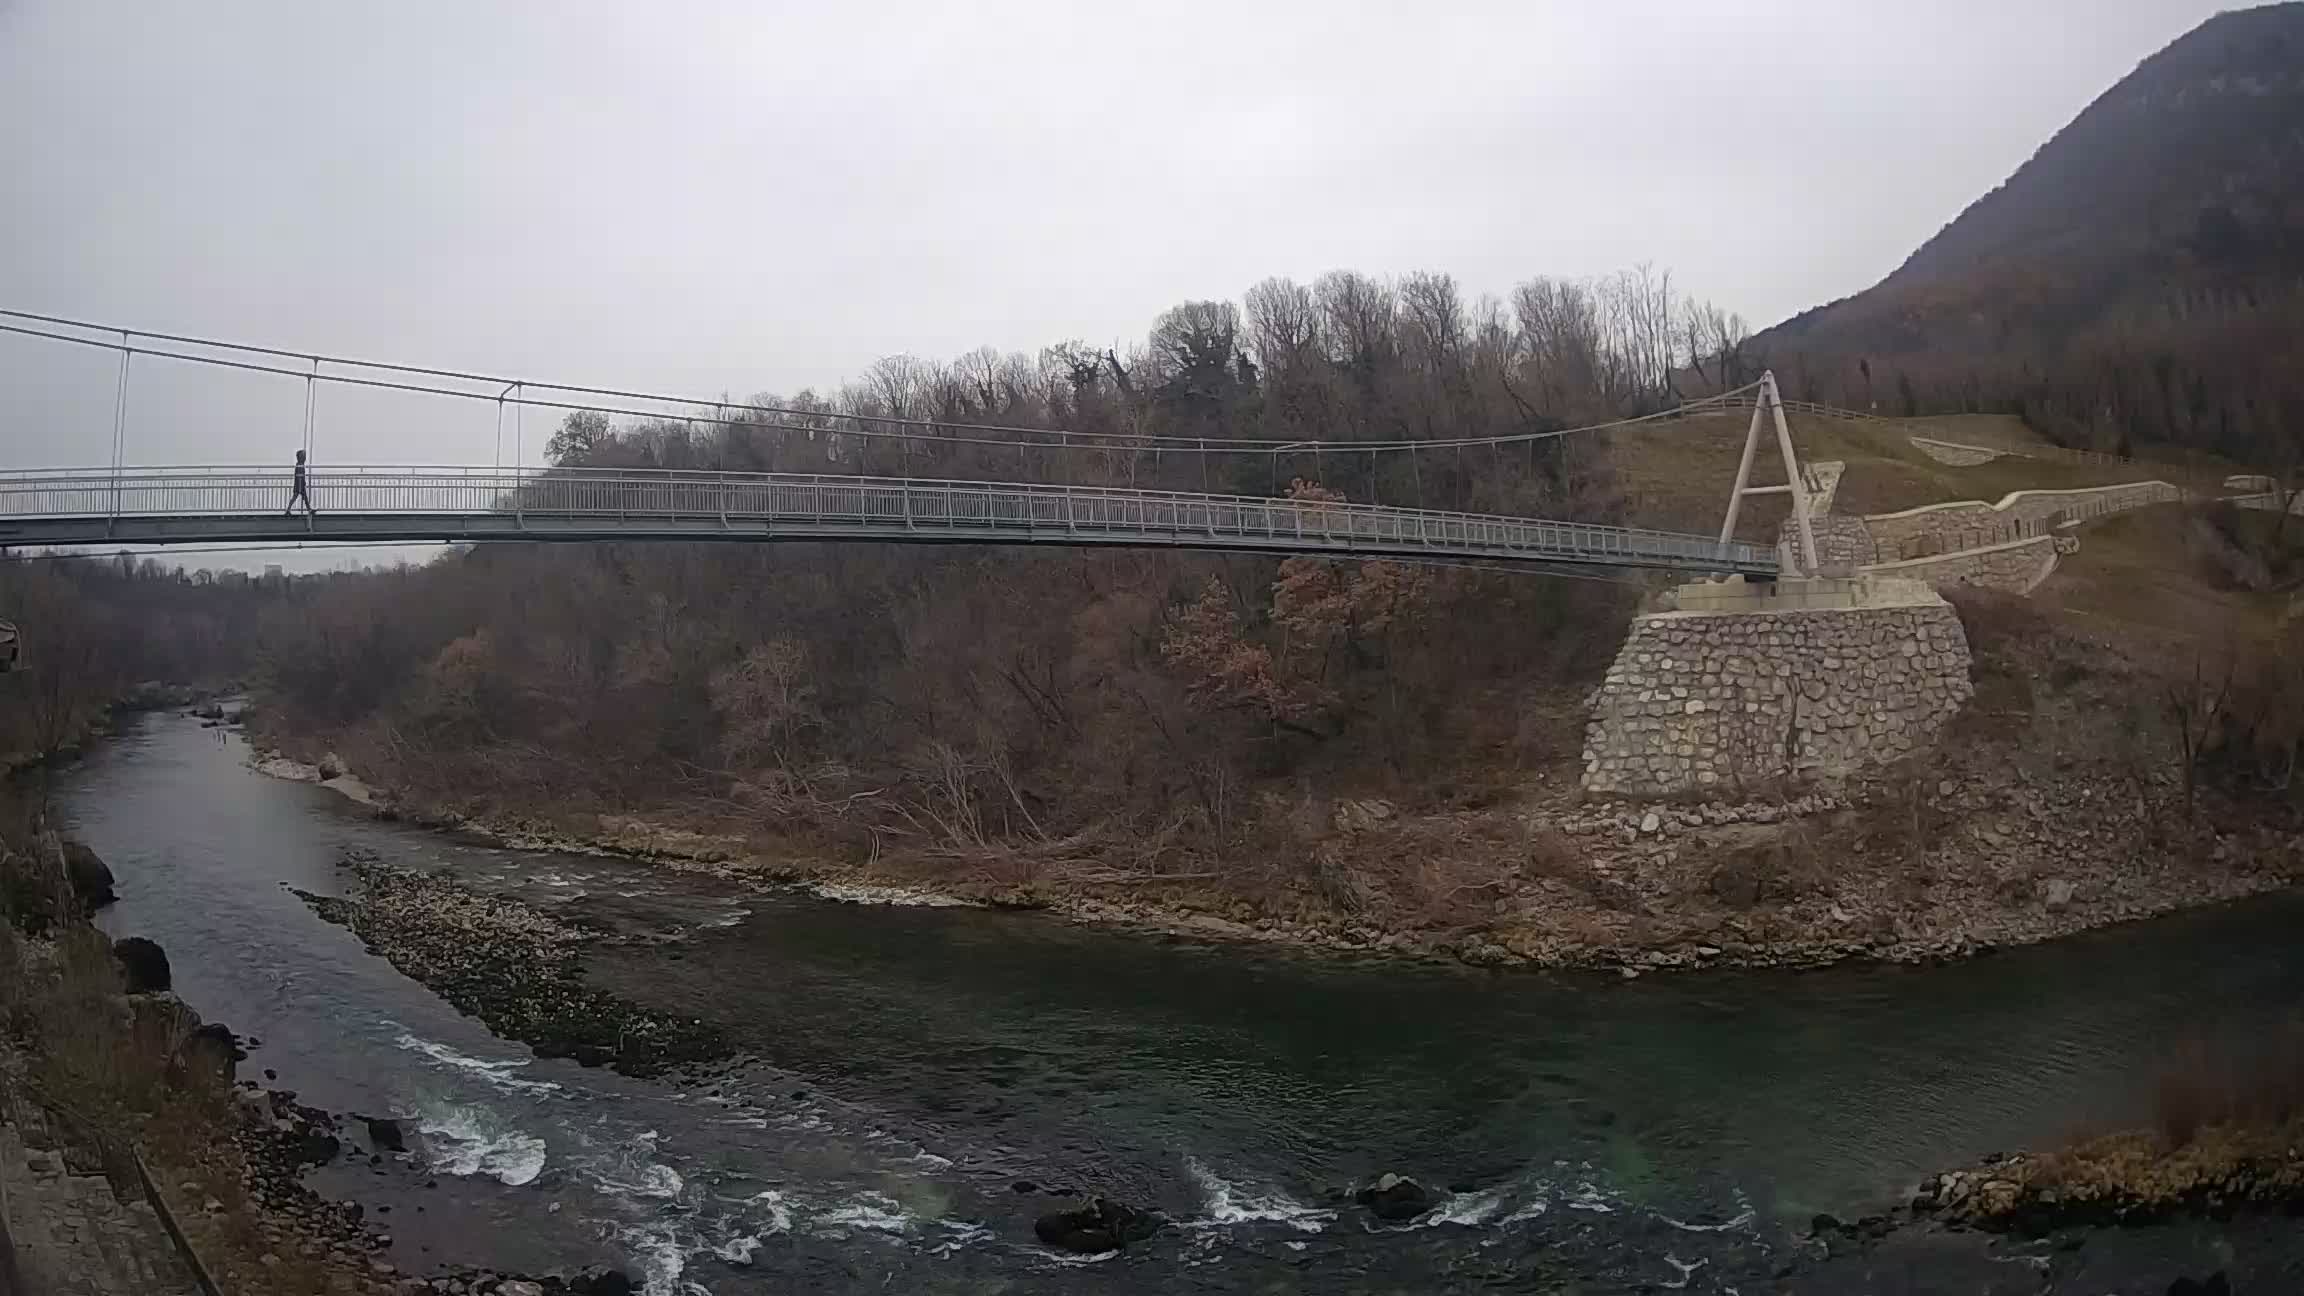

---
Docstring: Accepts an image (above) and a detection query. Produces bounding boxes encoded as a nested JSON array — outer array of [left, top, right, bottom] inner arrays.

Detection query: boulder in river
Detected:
[[179, 1022, 244, 1084], [363, 1116, 407, 1153], [288, 1126, 341, 1166], [1032, 1197, 1161, 1254], [1355, 1172, 1435, 1222], [62, 841, 117, 909], [570, 1266, 638, 1296], [2168, 1274, 2230, 1296], [114, 936, 172, 993]]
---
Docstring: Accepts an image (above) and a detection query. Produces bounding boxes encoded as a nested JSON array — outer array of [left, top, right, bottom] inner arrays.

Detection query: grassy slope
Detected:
[[2036, 505, 2289, 654], [1607, 409, 2282, 660], [1607, 411, 2151, 542]]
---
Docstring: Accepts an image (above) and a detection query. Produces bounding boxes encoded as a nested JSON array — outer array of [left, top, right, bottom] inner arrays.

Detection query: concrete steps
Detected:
[[0, 1111, 201, 1296]]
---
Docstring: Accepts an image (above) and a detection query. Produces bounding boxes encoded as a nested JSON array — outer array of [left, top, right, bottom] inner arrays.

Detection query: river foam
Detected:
[[819, 1191, 914, 1235], [394, 1031, 562, 1095], [1184, 1156, 1335, 1233], [583, 1131, 688, 1202], [805, 881, 976, 908], [412, 1103, 548, 1186]]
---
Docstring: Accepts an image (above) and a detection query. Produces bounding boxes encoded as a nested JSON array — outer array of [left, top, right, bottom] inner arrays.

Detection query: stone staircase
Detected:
[[0, 1107, 202, 1296]]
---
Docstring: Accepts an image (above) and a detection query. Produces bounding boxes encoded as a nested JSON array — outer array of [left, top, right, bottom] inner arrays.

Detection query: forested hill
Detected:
[[1750, 2, 2304, 464]]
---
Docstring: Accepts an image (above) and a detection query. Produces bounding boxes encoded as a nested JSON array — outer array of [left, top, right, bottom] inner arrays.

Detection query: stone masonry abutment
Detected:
[[1582, 577, 1974, 798]]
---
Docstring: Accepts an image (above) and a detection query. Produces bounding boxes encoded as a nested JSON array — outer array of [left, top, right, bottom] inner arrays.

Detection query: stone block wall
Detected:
[[1582, 595, 1973, 797], [1865, 482, 2183, 554], [1859, 534, 2070, 595], [1999, 481, 2181, 529], [1865, 502, 2007, 552], [1780, 513, 1878, 567]]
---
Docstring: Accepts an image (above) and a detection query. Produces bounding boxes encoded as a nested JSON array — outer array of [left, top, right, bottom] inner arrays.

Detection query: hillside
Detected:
[[1749, 3, 2304, 463], [1608, 409, 2153, 542]]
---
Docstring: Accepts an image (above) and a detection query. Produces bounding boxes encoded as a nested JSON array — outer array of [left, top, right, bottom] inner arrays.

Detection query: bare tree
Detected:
[[1242, 277, 1321, 377], [1512, 276, 1603, 414], [2165, 644, 2237, 819]]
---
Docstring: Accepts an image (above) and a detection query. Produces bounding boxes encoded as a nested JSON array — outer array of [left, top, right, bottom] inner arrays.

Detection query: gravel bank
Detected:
[[293, 853, 728, 1078]]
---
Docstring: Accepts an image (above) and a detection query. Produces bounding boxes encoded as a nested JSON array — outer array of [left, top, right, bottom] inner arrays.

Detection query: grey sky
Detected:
[[0, 0, 2235, 566]]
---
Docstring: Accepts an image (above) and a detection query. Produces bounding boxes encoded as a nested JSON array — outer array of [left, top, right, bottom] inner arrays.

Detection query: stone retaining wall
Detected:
[[1910, 437, 2007, 466], [1777, 512, 1877, 568], [1582, 589, 1973, 797], [1858, 533, 2076, 596], [1865, 482, 2183, 553]]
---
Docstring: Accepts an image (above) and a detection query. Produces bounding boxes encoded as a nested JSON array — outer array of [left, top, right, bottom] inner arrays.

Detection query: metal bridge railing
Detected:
[[0, 465, 1779, 573]]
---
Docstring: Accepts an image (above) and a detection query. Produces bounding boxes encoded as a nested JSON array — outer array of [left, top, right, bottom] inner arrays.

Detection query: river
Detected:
[[49, 711, 2304, 1293]]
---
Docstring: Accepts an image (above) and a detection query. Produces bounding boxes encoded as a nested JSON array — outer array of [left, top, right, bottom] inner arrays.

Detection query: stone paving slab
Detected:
[[0, 1112, 200, 1296]]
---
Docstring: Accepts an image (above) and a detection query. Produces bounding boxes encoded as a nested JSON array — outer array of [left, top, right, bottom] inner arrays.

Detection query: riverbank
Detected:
[[0, 757, 629, 1296], [0, 683, 217, 778], [239, 582, 2304, 977], [1758, 1120, 2304, 1294], [0, 843, 399, 1295], [251, 737, 2304, 977], [1917, 1119, 2304, 1234], [247, 788, 2304, 1296]]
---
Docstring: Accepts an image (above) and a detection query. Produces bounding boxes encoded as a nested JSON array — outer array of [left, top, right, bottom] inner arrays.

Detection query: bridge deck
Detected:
[[0, 467, 1778, 575]]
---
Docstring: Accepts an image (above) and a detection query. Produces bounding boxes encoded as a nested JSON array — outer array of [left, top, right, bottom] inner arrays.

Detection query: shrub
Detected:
[[2153, 1026, 2304, 1148], [1944, 586, 2051, 663]]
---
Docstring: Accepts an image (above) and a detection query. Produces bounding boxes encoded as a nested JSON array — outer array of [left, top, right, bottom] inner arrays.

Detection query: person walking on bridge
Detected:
[[284, 449, 314, 517]]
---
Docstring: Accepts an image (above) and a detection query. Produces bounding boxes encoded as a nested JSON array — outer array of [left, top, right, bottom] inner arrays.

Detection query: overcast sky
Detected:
[[0, 0, 2238, 565]]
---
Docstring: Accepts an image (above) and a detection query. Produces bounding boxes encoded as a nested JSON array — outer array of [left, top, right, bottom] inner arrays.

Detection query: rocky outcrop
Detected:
[[569, 1265, 638, 1295], [113, 937, 172, 994], [1031, 1197, 1161, 1253], [360, 1117, 405, 1153], [62, 842, 117, 909], [179, 1023, 242, 1087], [1354, 1173, 1435, 1222]]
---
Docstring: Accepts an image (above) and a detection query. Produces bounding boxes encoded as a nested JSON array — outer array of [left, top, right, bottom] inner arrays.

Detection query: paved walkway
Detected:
[[0, 1106, 200, 1296]]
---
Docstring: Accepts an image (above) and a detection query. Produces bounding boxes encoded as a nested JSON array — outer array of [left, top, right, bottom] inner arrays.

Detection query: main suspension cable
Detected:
[[0, 309, 1763, 456]]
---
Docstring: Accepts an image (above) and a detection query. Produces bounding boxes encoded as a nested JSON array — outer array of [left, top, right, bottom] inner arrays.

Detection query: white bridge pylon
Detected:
[[1716, 370, 1821, 576]]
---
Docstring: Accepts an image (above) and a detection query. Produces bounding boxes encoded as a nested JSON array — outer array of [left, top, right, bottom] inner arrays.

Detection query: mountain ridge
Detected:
[[1750, 2, 2304, 460]]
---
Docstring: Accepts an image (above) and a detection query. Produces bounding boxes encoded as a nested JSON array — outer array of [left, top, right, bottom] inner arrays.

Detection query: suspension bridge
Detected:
[[0, 311, 1811, 577]]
